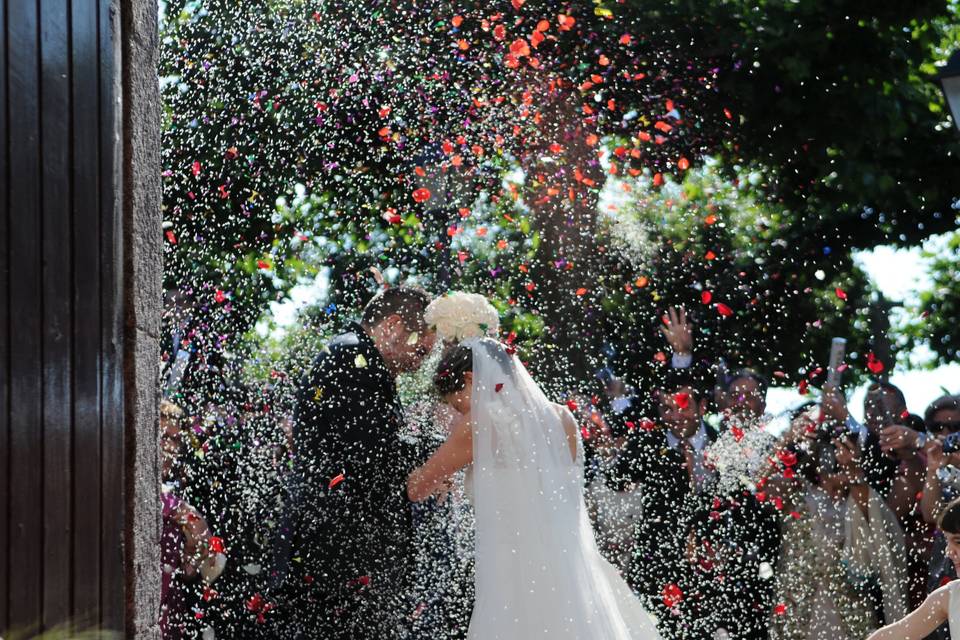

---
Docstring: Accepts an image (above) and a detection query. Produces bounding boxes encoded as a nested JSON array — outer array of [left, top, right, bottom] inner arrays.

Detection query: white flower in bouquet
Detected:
[[705, 418, 779, 495], [424, 291, 500, 343]]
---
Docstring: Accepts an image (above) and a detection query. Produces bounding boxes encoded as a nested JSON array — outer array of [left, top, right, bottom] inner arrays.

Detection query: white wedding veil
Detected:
[[465, 337, 662, 639]]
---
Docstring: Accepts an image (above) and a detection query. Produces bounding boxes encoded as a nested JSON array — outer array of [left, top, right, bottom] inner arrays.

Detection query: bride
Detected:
[[406, 293, 662, 639]]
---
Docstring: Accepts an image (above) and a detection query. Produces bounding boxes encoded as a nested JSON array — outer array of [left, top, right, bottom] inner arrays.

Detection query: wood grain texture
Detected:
[[1, 0, 130, 634]]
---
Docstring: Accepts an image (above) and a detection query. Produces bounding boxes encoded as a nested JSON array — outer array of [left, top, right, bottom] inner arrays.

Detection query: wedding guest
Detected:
[[161, 288, 197, 397], [659, 304, 769, 423], [821, 381, 928, 607], [569, 389, 615, 485], [926, 395, 960, 434], [717, 368, 769, 424], [572, 389, 642, 573], [767, 404, 910, 639], [605, 367, 719, 636], [161, 399, 187, 487], [598, 368, 649, 437], [917, 395, 960, 639], [820, 382, 915, 500], [867, 497, 960, 640], [696, 373, 781, 640], [921, 395, 960, 525], [658, 307, 781, 639], [160, 400, 227, 639]]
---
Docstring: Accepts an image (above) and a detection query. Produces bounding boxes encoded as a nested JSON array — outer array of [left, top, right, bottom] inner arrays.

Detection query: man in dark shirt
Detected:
[[606, 369, 718, 630], [610, 365, 780, 640], [269, 286, 436, 639]]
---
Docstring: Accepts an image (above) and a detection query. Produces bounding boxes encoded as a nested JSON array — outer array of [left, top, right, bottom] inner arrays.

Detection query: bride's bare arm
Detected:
[[407, 414, 473, 502], [866, 584, 950, 640], [555, 405, 580, 462]]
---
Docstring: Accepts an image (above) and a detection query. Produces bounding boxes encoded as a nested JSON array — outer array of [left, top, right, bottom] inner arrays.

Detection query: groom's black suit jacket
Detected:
[[270, 323, 428, 639]]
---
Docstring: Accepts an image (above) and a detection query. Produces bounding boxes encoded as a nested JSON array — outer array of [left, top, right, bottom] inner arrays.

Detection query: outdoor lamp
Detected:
[[937, 50, 960, 134]]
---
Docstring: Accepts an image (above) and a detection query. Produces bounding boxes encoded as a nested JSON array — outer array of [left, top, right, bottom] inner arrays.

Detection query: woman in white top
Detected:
[[868, 496, 960, 640]]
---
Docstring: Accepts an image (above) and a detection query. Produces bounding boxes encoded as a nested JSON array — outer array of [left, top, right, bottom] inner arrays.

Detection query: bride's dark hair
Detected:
[[434, 343, 473, 396], [939, 497, 960, 534]]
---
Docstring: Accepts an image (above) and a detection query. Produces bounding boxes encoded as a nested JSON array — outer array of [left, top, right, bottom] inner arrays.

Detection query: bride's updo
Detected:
[[434, 339, 517, 398], [424, 291, 503, 397], [434, 343, 473, 397]]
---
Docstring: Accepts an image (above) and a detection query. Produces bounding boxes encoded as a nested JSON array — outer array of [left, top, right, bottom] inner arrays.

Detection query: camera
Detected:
[[942, 432, 960, 454]]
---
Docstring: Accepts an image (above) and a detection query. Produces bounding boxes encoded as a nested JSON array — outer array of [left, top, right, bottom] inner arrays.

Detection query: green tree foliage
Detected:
[[702, 0, 958, 253], [901, 230, 960, 365], [160, 0, 958, 394], [156, 2, 958, 634]]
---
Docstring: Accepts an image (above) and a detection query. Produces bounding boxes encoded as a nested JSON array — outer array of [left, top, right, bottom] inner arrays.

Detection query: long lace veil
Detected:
[[467, 336, 582, 523], [465, 337, 662, 638]]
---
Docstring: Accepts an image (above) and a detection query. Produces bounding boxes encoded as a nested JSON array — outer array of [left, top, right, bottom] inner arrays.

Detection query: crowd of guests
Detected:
[[156, 292, 960, 640], [574, 307, 960, 639]]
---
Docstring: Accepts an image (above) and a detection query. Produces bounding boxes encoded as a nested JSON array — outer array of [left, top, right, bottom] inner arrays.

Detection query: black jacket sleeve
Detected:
[[288, 341, 416, 592]]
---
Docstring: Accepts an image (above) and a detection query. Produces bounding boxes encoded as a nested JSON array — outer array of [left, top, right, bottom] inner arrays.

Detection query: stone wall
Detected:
[[119, 0, 162, 637]]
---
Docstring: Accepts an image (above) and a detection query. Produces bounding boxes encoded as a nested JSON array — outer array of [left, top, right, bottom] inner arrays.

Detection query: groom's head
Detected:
[[360, 286, 436, 375]]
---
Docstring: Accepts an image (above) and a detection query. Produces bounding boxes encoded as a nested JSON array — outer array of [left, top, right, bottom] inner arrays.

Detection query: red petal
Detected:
[[208, 536, 225, 554]]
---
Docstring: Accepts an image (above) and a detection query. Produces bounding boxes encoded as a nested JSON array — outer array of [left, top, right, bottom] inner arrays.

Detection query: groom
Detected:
[[268, 286, 437, 639]]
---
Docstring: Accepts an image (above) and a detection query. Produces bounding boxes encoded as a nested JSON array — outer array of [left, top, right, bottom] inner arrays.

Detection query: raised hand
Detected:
[[819, 383, 850, 424], [660, 305, 693, 357], [924, 437, 960, 471], [925, 437, 946, 471]]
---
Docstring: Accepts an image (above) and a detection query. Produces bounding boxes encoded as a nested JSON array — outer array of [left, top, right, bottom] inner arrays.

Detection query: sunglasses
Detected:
[[929, 421, 960, 434]]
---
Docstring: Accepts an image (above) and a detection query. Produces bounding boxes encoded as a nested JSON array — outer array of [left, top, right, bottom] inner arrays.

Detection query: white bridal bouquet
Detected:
[[424, 291, 500, 343]]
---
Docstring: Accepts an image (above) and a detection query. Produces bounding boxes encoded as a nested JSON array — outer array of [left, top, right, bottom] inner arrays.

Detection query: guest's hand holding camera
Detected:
[[924, 437, 960, 472], [879, 424, 920, 454]]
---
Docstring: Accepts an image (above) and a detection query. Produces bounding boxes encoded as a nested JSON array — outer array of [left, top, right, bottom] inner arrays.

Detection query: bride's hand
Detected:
[[434, 477, 455, 503]]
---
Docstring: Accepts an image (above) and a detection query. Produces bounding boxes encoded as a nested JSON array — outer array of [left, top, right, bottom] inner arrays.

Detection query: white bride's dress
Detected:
[[462, 338, 662, 640]]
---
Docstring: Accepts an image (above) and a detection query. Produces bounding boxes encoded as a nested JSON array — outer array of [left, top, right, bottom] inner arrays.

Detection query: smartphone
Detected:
[[826, 337, 847, 388]]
